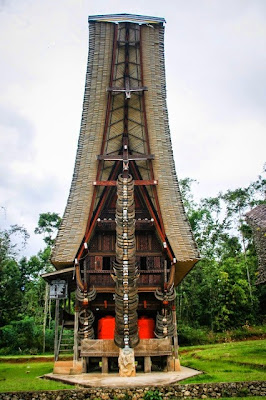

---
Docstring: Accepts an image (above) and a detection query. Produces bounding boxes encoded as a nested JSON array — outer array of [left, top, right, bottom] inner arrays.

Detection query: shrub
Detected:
[[178, 324, 209, 345], [144, 390, 163, 400], [0, 317, 43, 354]]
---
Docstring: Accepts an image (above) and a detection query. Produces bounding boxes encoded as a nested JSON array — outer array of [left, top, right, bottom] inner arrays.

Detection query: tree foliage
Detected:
[[0, 172, 265, 353], [34, 212, 61, 246], [178, 173, 266, 332], [0, 212, 59, 352]]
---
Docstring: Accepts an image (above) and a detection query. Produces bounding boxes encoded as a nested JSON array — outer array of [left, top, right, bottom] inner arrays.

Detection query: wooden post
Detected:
[[144, 356, 152, 373], [73, 307, 79, 362], [68, 287, 71, 314], [167, 355, 174, 371], [172, 302, 181, 371], [164, 259, 168, 286], [86, 357, 90, 373], [172, 305, 179, 359], [48, 297, 51, 329], [54, 299, 60, 361], [43, 282, 49, 354], [102, 357, 108, 374]]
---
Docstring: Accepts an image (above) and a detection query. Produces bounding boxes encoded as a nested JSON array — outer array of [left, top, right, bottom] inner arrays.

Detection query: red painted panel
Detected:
[[98, 316, 115, 339], [138, 317, 155, 339]]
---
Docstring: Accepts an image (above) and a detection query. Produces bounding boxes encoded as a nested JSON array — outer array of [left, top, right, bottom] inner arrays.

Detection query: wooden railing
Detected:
[[87, 269, 166, 287]]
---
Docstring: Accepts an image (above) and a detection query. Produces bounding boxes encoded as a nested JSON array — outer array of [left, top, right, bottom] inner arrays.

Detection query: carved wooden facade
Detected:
[[43, 14, 199, 375]]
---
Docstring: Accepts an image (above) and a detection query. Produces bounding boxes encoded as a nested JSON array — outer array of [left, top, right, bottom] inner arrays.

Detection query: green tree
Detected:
[[178, 172, 265, 331], [221, 175, 266, 301], [0, 212, 62, 353], [34, 212, 61, 246]]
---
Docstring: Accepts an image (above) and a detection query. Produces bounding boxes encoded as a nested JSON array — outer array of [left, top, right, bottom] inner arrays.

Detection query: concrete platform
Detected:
[[44, 366, 202, 388]]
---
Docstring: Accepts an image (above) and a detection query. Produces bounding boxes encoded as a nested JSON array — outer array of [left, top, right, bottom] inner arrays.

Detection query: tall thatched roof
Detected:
[[51, 15, 199, 285]]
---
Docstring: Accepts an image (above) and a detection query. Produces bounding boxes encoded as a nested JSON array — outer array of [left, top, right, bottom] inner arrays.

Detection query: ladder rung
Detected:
[[59, 349, 73, 353]]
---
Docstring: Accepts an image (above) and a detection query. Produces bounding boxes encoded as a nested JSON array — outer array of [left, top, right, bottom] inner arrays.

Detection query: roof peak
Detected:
[[88, 14, 166, 25]]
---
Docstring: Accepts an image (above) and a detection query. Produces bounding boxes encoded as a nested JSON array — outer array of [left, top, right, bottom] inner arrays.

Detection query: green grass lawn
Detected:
[[0, 362, 73, 392], [0, 340, 265, 392], [204, 398, 262, 400], [179, 339, 266, 383], [0, 353, 72, 362]]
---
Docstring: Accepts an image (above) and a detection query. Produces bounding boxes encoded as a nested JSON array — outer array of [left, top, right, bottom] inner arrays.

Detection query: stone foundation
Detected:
[[53, 361, 74, 375], [0, 381, 265, 399], [53, 361, 84, 375]]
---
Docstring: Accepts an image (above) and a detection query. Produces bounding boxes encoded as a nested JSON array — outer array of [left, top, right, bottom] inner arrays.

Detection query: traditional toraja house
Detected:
[[246, 204, 266, 285], [42, 13, 199, 377]]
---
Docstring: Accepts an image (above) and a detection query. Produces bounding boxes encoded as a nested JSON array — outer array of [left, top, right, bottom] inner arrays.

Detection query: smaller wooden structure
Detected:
[[246, 204, 266, 285]]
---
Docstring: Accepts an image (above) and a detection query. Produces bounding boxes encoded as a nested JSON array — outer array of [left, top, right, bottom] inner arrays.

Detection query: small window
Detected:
[[140, 257, 147, 270], [103, 256, 111, 270]]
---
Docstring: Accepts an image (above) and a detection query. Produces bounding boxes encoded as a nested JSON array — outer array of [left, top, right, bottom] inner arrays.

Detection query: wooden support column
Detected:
[[172, 304, 181, 371], [43, 282, 49, 354], [144, 356, 152, 373], [172, 305, 179, 359], [54, 299, 59, 361], [73, 308, 79, 362], [102, 357, 109, 374], [85, 357, 90, 373], [70, 306, 83, 375], [167, 355, 174, 371]]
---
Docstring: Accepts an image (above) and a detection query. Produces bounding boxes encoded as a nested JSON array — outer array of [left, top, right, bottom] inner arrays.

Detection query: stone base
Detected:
[[43, 366, 202, 387], [166, 356, 181, 372], [118, 348, 136, 377], [174, 358, 181, 371], [53, 361, 74, 375], [70, 361, 83, 375], [53, 360, 83, 375]]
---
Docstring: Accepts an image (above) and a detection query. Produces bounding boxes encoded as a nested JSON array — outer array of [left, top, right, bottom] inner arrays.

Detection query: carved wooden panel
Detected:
[[137, 234, 149, 251], [89, 233, 115, 253], [81, 338, 172, 357], [147, 256, 154, 270], [95, 256, 102, 271], [136, 233, 162, 253], [151, 235, 161, 251], [89, 275, 97, 285], [154, 256, 161, 269], [87, 256, 95, 270], [90, 235, 98, 251], [102, 234, 115, 251], [140, 274, 149, 285], [149, 274, 161, 285], [102, 274, 113, 286]]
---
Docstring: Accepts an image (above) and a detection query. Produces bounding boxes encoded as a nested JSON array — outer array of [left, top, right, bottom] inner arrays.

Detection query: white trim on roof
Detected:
[[88, 14, 166, 25]]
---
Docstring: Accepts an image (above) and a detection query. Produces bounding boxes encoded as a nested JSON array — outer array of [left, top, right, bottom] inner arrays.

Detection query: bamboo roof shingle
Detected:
[[51, 15, 200, 285]]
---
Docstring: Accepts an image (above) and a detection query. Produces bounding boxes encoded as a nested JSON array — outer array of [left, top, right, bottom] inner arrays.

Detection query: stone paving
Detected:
[[44, 366, 202, 388]]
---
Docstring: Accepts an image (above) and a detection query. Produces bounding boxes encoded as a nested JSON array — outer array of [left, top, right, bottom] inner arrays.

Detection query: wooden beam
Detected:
[[97, 154, 154, 161], [93, 179, 158, 186], [130, 161, 174, 261], [77, 162, 121, 261], [107, 86, 148, 92], [93, 180, 117, 186]]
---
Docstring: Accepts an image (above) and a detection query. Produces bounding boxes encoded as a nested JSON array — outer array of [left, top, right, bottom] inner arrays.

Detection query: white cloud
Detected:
[[0, 0, 265, 256]]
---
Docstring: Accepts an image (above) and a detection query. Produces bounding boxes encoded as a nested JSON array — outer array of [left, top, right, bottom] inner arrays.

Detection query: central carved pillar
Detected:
[[114, 174, 139, 376]]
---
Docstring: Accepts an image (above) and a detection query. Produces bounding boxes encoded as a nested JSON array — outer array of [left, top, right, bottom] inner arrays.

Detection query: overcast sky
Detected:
[[0, 0, 265, 257]]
